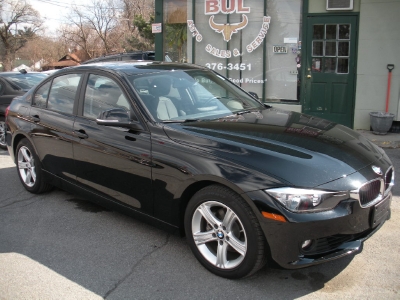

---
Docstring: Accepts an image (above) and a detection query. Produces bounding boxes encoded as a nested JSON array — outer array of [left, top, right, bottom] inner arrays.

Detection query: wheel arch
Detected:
[[11, 133, 33, 162]]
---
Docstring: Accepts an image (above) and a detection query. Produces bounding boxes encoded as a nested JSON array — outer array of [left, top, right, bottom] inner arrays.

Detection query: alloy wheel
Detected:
[[191, 201, 247, 269], [17, 145, 37, 187]]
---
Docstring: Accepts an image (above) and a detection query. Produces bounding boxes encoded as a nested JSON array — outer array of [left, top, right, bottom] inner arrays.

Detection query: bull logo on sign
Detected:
[[208, 14, 248, 42]]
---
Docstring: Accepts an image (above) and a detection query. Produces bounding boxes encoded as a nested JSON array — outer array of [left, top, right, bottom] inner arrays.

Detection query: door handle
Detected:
[[73, 130, 88, 139], [31, 115, 40, 122], [125, 136, 136, 142], [307, 75, 312, 78]]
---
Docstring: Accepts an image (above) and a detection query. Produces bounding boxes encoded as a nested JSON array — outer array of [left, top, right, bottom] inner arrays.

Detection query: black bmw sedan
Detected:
[[5, 62, 394, 279]]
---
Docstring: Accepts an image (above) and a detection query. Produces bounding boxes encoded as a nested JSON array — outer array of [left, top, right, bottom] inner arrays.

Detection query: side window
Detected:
[[83, 74, 137, 121], [33, 81, 51, 108], [0, 82, 4, 95], [47, 74, 82, 114]]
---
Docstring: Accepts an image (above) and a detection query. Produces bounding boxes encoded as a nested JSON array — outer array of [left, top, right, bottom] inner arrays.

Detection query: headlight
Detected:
[[265, 187, 349, 213]]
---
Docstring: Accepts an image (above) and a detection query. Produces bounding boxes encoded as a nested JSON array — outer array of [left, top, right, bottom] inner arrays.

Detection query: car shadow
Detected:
[[0, 179, 356, 299], [238, 253, 355, 297]]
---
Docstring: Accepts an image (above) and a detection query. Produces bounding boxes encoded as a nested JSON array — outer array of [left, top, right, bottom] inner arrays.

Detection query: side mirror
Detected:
[[96, 108, 143, 130], [248, 91, 259, 99]]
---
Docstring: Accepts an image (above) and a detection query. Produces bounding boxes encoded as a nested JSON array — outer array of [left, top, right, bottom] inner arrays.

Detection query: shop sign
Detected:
[[187, 0, 271, 58], [205, 0, 251, 14], [273, 45, 287, 54]]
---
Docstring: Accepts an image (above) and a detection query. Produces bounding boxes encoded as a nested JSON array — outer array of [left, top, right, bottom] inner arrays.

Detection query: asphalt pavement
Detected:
[[0, 131, 399, 300]]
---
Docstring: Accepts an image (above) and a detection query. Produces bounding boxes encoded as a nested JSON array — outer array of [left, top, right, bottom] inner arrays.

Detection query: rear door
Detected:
[[73, 72, 153, 213], [29, 73, 83, 182]]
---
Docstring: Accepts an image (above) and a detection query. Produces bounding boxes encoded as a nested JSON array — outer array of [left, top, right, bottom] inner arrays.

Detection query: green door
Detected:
[[303, 15, 358, 128]]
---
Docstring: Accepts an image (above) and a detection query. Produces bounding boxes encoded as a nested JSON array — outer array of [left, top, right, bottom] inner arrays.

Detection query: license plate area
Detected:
[[370, 196, 391, 228]]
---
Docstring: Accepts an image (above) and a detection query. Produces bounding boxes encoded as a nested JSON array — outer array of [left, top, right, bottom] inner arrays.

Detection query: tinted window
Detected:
[[47, 74, 82, 114], [33, 81, 52, 108], [83, 74, 136, 121], [145, 52, 155, 60]]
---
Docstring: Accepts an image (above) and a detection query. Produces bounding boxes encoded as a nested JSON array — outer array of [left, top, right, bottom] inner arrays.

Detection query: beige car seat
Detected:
[[149, 77, 179, 120]]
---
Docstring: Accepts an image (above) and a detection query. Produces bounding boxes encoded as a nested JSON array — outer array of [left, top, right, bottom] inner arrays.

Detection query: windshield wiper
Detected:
[[162, 119, 199, 123], [235, 110, 253, 115]]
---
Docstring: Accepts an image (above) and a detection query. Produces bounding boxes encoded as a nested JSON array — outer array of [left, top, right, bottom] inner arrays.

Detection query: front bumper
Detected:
[[288, 216, 386, 267], [247, 190, 392, 269]]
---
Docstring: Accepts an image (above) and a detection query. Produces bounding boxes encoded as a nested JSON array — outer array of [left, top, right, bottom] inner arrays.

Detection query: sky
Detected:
[[30, 0, 93, 33]]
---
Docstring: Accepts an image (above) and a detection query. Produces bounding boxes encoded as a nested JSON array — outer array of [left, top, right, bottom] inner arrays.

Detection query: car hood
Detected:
[[163, 108, 384, 187]]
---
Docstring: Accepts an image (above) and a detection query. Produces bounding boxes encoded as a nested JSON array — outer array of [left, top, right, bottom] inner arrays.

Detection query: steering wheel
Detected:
[[203, 96, 219, 106]]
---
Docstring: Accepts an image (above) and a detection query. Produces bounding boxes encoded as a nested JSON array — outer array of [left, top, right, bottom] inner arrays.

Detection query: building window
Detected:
[[183, 0, 302, 102], [311, 23, 350, 74]]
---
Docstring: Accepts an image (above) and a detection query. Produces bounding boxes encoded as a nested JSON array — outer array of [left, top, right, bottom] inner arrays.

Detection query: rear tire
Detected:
[[16, 138, 52, 193], [0, 121, 6, 150], [184, 185, 266, 279]]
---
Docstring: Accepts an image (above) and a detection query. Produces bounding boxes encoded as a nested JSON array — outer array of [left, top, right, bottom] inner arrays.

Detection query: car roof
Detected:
[[52, 61, 208, 76], [82, 51, 155, 64], [90, 51, 154, 58]]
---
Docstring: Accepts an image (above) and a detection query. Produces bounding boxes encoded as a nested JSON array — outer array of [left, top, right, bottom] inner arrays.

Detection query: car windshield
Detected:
[[0, 73, 48, 90], [128, 69, 264, 122]]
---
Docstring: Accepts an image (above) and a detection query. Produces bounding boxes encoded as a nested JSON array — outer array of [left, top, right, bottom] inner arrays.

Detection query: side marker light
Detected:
[[262, 211, 287, 222]]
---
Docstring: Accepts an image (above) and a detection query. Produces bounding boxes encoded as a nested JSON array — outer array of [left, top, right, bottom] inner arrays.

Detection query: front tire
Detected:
[[16, 138, 52, 193], [184, 185, 266, 279]]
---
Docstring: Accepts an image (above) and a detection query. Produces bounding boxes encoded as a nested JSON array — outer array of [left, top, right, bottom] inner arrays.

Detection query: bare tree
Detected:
[[60, 11, 101, 59], [18, 36, 68, 69], [0, 0, 43, 70], [82, 0, 122, 54], [59, 0, 129, 59], [15, 0, 156, 67]]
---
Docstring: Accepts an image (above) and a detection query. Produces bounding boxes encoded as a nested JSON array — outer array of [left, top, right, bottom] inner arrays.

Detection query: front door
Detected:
[[303, 15, 358, 128], [73, 73, 153, 214]]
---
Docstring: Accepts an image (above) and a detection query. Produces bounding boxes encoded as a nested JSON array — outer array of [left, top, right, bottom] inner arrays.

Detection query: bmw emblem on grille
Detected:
[[217, 231, 224, 239], [372, 165, 383, 176]]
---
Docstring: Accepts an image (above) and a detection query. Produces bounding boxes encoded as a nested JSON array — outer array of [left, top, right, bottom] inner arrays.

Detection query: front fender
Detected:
[[150, 129, 284, 227]]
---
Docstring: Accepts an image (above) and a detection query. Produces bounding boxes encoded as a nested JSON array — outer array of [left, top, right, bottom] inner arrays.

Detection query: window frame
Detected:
[[76, 71, 147, 129], [31, 72, 83, 116]]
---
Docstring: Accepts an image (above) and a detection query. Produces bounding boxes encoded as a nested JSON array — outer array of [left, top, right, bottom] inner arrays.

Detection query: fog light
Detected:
[[301, 240, 313, 249]]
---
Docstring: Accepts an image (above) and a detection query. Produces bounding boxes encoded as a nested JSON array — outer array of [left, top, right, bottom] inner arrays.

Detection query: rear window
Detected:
[[33, 73, 82, 114]]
